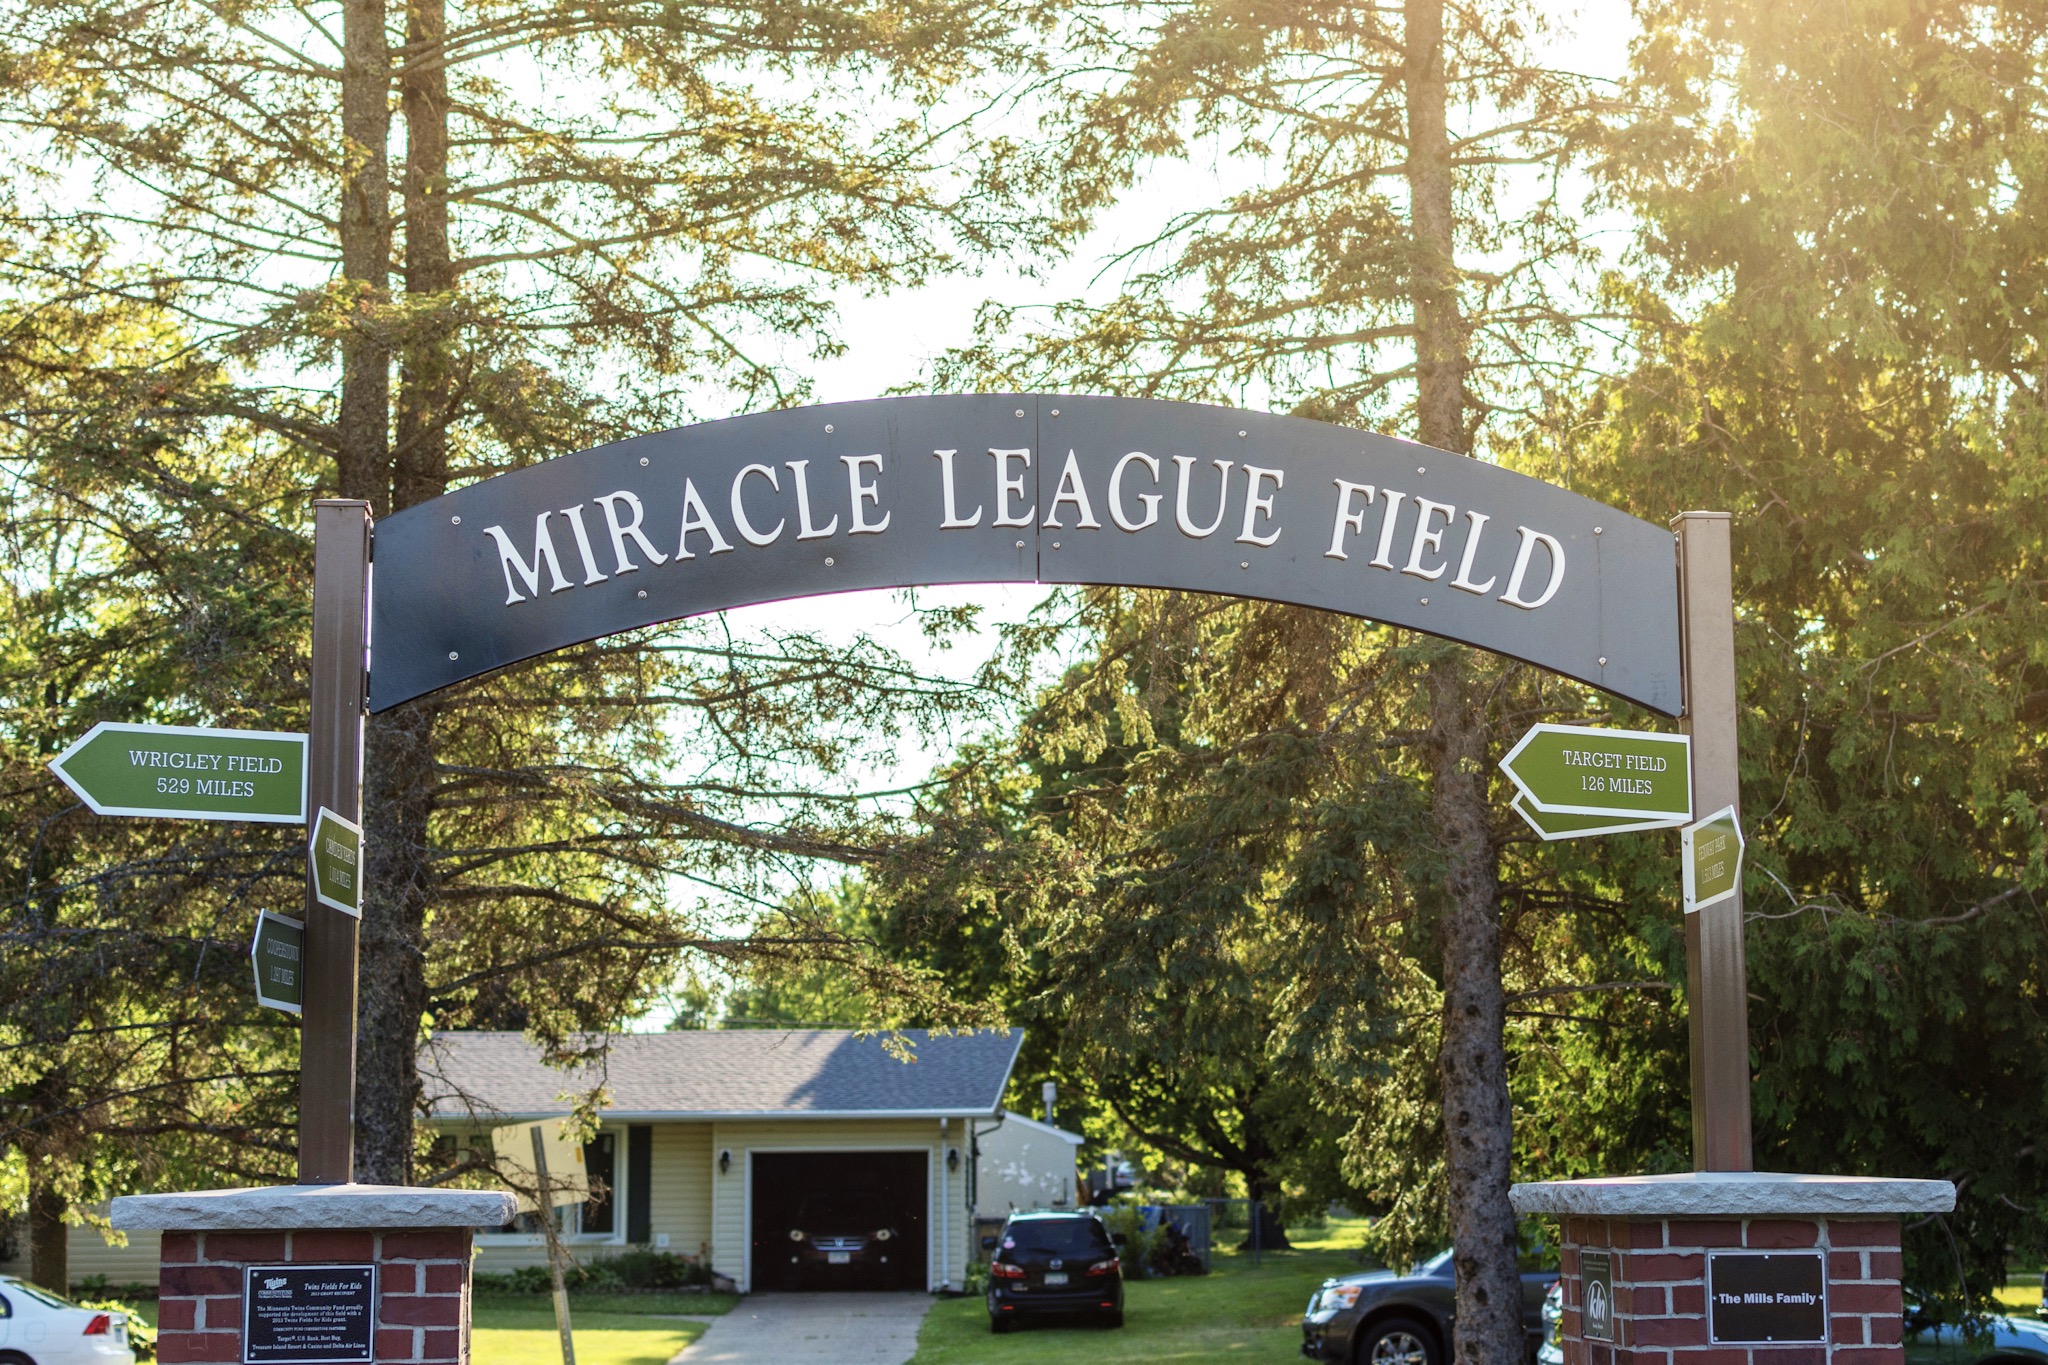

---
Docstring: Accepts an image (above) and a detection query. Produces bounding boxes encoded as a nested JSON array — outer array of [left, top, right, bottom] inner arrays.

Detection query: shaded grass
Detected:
[[910, 1217, 1373, 1364]]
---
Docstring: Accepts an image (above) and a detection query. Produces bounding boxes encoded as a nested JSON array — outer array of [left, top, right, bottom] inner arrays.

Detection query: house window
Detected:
[[582, 1133, 616, 1236], [473, 1128, 626, 1244]]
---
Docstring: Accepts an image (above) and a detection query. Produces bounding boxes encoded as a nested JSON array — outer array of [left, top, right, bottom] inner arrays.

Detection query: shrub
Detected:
[[473, 1248, 712, 1295], [575, 1248, 712, 1289], [472, 1265, 554, 1295], [1096, 1203, 1157, 1280]]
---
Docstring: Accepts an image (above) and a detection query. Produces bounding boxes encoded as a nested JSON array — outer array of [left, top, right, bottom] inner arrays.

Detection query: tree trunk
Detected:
[[1428, 655, 1520, 1365], [352, 0, 453, 1186], [1406, 2, 1519, 1362], [335, 0, 390, 508], [27, 1166, 67, 1293], [1404, 0, 1467, 456]]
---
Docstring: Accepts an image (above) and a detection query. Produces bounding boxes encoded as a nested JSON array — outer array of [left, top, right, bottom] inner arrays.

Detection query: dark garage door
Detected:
[[751, 1150, 928, 1291]]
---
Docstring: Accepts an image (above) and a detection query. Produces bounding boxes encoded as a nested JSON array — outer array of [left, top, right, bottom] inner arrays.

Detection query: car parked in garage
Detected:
[[0, 1276, 137, 1364], [986, 1210, 1126, 1333], [1300, 1249, 1555, 1365], [785, 1190, 904, 1289]]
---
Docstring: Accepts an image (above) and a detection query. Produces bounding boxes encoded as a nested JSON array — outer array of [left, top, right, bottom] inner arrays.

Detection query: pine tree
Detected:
[[0, 0, 1049, 1211], [935, 1, 1616, 1355]]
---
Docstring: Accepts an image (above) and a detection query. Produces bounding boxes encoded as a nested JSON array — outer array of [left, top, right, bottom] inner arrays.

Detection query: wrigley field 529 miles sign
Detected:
[[48, 722, 307, 823]]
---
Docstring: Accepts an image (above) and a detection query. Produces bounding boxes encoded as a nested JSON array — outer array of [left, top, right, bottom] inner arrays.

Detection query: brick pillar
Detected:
[[155, 1227, 474, 1364], [1557, 1215, 1903, 1365], [110, 1184, 515, 1365], [1512, 1173, 1950, 1365]]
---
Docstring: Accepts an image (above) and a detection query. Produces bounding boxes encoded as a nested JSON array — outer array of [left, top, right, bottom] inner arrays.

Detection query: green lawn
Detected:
[[909, 1218, 1372, 1364], [126, 1288, 734, 1365], [472, 1292, 737, 1365]]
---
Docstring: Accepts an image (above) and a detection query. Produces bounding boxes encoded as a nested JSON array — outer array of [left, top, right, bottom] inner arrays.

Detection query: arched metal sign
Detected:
[[296, 395, 1751, 1189], [367, 394, 1682, 715]]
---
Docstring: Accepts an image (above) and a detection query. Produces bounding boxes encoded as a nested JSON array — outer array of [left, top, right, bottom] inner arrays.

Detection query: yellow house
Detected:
[[424, 1028, 1021, 1294], [5, 1028, 1037, 1293]]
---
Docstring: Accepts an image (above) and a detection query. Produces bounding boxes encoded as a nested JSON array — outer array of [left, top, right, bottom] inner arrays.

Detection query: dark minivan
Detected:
[[986, 1210, 1126, 1332]]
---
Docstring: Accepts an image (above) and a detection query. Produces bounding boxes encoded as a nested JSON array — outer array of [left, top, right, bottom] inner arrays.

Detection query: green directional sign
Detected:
[[308, 807, 364, 917], [49, 722, 307, 823], [1500, 723, 1692, 821], [1511, 793, 1686, 842], [1682, 805, 1745, 911], [250, 910, 306, 1013]]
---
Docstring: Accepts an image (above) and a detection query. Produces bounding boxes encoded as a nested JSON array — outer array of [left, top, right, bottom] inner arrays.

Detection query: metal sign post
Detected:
[[1674, 511, 1753, 1172], [299, 499, 371, 1185]]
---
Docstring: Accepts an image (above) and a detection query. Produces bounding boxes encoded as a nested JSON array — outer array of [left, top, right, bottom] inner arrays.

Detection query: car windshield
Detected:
[[1414, 1249, 1455, 1278], [1002, 1219, 1112, 1257], [793, 1193, 886, 1229], [9, 1281, 84, 1311]]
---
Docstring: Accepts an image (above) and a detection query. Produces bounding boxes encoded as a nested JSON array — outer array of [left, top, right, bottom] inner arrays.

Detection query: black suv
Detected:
[[1301, 1248, 1555, 1364], [986, 1210, 1126, 1332]]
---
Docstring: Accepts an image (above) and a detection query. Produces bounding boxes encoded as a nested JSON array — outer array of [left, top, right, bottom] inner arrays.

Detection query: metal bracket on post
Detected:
[[1673, 511, 1754, 1173], [299, 499, 371, 1184]]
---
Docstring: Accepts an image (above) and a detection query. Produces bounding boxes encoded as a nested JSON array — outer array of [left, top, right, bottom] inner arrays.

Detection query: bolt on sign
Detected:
[[243, 1263, 375, 1362], [308, 807, 363, 917], [364, 396, 1683, 718], [249, 911, 305, 1014], [1682, 805, 1745, 912], [1580, 1251, 1614, 1342], [47, 722, 306, 823], [1707, 1252, 1827, 1344], [1500, 723, 1692, 826]]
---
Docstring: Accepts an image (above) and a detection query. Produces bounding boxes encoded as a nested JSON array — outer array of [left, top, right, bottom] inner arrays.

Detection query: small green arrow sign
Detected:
[[1682, 805, 1744, 911], [250, 910, 305, 1013], [1511, 793, 1687, 842], [308, 806, 364, 917], [1500, 723, 1692, 821], [48, 722, 307, 823]]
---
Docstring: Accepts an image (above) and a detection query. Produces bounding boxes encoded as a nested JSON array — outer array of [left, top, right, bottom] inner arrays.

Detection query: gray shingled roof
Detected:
[[420, 1029, 1022, 1121]]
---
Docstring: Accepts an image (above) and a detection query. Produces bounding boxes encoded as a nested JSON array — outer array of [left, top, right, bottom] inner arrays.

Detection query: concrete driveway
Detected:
[[669, 1292, 935, 1365]]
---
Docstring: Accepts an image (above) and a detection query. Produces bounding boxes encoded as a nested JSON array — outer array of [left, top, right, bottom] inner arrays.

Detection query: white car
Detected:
[[0, 1277, 136, 1364]]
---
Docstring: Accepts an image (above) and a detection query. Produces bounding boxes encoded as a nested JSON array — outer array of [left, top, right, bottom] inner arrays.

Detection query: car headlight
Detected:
[[874, 1228, 892, 1241], [789, 1229, 805, 1242], [1317, 1285, 1363, 1313]]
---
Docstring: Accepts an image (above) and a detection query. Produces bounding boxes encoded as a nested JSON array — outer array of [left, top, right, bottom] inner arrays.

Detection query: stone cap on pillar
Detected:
[[109, 1183, 519, 1232], [1509, 1170, 1956, 1217]]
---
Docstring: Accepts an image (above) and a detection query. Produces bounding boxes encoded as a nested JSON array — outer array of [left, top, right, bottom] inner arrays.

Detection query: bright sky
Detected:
[[652, 1, 1648, 982], [708, 0, 1642, 786]]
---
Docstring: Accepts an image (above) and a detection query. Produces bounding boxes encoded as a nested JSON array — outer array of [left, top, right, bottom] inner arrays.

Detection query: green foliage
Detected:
[[1512, 0, 2048, 1313], [472, 1249, 713, 1296], [78, 1297, 157, 1361], [0, 0, 1044, 1207], [1097, 1201, 1158, 1278]]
